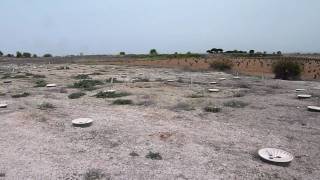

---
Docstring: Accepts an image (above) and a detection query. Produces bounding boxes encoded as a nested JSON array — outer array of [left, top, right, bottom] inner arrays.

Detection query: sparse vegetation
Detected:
[[272, 60, 301, 80], [112, 99, 133, 105], [209, 59, 233, 71], [34, 79, 47, 87], [223, 100, 249, 108], [38, 102, 55, 110], [204, 106, 221, 113], [68, 92, 86, 99], [84, 169, 106, 180], [11, 92, 30, 98], [72, 79, 103, 91], [146, 151, 162, 160], [95, 91, 130, 98]]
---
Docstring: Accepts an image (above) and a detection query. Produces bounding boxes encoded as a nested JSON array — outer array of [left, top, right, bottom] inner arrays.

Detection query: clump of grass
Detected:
[[38, 102, 55, 110], [95, 91, 130, 98], [112, 99, 133, 105], [106, 78, 123, 83], [84, 169, 106, 180], [11, 92, 30, 98], [34, 79, 47, 87], [145, 151, 162, 160], [171, 102, 195, 111], [204, 106, 221, 113], [209, 59, 233, 71], [56, 66, 70, 70], [72, 79, 103, 91], [74, 74, 91, 79], [68, 92, 86, 99], [224, 100, 249, 108]]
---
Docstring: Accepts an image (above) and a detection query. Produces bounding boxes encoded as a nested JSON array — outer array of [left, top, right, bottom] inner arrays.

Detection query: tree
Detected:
[[16, 51, 22, 58], [0, 51, 3, 56], [119, 52, 126, 55], [150, 49, 158, 55], [43, 54, 53, 57], [249, 50, 255, 54], [32, 54, 37, 58], [6, 54, 14, 57], [277, 51, 282, 55], [22, 52, 31, 58]]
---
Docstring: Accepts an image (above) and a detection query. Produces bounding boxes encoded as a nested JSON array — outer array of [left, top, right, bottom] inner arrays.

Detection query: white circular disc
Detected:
[[233, 76, 241, 79], [72, 118, 93, 126], [208, 89, 220, 92], [0, 103, 8, 108], [167, 80, 175, 82], [258, 148, 294, 163], [295, 89, 306, 92], [105, 90, 116, 93], [210, 82, 217, 84], [46, 84, 57, 87], [218, 78, 226, 81], [307, 106, 320, 112], [297, 94, 312, 99]]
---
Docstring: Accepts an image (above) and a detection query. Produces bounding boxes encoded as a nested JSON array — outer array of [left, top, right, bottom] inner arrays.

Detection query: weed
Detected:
[[95, 91, 130, 98], [146, 151, 162, 160], [112, 99, 133, 105], [224, 100, 249, 108], [34, 79, 47, 87], [38, 102, 55, 110], [11, 92, 30, 98], [68, 92, 86, 99]]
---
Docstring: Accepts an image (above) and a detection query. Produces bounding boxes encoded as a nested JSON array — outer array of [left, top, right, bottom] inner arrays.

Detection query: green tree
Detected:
[[249, 50, 255, 54], [32, 54, 37, 58], [150, 49, 158, 55], [0, 51, 3, 56], [277, 51, 282, 55], [43, 54, 53, 57], [16, 51, 22, 58], [119, 52, 126, 55]]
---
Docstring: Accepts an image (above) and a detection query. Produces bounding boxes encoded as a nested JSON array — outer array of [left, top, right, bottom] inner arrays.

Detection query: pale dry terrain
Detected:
[[0, 63, 320, 180]]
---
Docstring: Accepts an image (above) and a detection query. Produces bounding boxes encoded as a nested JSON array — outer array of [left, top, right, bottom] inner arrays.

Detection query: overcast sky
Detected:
[[0, 0, 319, 55]]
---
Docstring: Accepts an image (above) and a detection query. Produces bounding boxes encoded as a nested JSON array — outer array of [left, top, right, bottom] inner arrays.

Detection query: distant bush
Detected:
[[95, 91, 130, 98], [120, 52, 126, 55], [32, 54, 37, 58], [43, 54, 53, 57], [6, 54, 14, 57], [72, 79, 103, 91], [0, 51, 3, 56], [204, 106, 221, 113], [22, 52, 31, 58], [34, 79, 47, 87], [16, 51, 22, 58], [11, 92, 30, 98], [272, 60, 301, 80], [209, 59, 233, 71], [68, 92, 85, 99], [112, 99, 133, 105]]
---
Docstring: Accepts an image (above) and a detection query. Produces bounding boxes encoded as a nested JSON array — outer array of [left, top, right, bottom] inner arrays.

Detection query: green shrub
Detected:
[[68, 92, 86, 99], [150, 49, 158, 55], [74, 74, 91, 79], [34, 79, 47, 87], [224, 100, 248, 108], [112, 99, 133, 105], [145, 151, 162, 160], [209, 59, 233, 71], [43, 54, 53, 57], [11, 92, 30, 98], [95, 91, 130, 98], [72, 79, 103, 91], [272, 60, 301, 80]]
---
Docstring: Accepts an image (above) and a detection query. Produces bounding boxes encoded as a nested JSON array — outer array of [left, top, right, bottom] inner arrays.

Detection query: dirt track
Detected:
[[0, 63, 320, 179]]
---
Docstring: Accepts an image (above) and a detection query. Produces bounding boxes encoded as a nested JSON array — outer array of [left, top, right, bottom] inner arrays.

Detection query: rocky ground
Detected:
[[0, 63, 319, 180]]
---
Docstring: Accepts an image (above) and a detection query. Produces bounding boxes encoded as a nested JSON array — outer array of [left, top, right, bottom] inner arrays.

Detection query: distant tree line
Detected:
[[206, 48, 282, 56], [0, 51, 53, 58]]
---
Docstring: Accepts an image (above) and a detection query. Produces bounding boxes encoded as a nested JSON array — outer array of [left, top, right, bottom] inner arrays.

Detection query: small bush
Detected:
[[204, 106, 221, 113], [145, 151, 162, 160], [209, 59, 233, 71], [84, 169, 106, 180], [56, 66, 70, 70], [68, 92, 86, 99], [224, 100, 248, 108], [106, 78, 123, 83], [38, 102, 55, 110], [95, 91, 130, 99], [11, 92, 30, 98], [272, 60, 301, 80], [74, 74, 91, 79], [112, 99, 133, 105], [34, 79, 47, 87], [72, 79, 103, 91]]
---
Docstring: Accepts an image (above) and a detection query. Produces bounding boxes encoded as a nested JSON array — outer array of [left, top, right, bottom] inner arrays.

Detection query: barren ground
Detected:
[[0, 63, 320, 180]]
